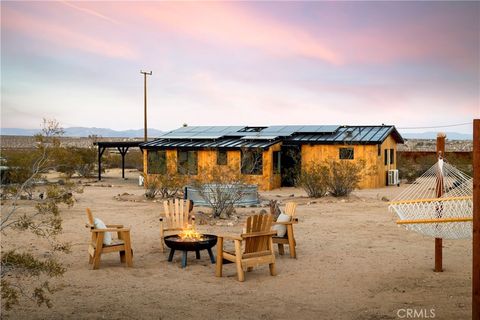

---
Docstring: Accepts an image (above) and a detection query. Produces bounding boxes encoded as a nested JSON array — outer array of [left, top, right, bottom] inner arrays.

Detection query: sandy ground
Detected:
[[1, 169, 471, 320]]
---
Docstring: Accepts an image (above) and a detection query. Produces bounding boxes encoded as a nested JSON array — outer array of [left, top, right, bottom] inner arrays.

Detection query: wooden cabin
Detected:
[[140, 125, 404, 191]]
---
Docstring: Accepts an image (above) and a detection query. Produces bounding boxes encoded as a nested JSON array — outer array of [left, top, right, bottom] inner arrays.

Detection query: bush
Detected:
[[296, 161, 330, 198], [328, 160, 365, 197], [144, 173, 186, 199], [297, 160, 366, 198], [193, 166, 247, 218]]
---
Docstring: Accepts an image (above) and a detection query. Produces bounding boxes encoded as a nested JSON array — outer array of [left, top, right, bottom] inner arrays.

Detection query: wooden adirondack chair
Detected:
[[216, 214, 277, 282], [273, 202, 298, 258], [85, 208, 133, 270], [160, 199, 195, 252]]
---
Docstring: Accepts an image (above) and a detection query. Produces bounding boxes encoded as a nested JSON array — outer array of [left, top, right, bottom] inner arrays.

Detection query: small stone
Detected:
[[259, 209, 267, 214], [289, 194, 295, 197], [381, 196, 390, 202]]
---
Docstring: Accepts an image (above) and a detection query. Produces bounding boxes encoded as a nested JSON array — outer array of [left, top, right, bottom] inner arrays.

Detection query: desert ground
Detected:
[[2, 169, 471, 320]]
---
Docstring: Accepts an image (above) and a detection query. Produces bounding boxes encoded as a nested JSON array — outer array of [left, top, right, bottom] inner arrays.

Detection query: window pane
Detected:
[[217, 150, 227, 165], [339, 148, 354, 160], [188, 151, 198, 175], [147, 150, 166, 174], [390, 149, 395, 164], [177, 150, 188, 174], [241, 149, 263, 175], [384, 149, 388, 165], [273, 151, 281, 174]]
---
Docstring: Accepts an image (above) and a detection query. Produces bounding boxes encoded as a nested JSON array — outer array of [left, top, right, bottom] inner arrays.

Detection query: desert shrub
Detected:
[[53, 147, 96, 178], [296, 161, 330, 198], [328, 160, 365, 197], [1, 119, 76, 311], [104, 150, 143, 171], [144, 173, 186, 199], [297, 160, 366, 198], [193, 166, 248, 218]]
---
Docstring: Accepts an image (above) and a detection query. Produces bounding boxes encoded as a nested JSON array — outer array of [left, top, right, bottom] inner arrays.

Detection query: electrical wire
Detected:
[[398, 122, 471, 130]]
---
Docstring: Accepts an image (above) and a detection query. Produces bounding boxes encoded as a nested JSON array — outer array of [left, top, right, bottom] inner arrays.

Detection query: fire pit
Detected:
[[164, 233, 217, 268]]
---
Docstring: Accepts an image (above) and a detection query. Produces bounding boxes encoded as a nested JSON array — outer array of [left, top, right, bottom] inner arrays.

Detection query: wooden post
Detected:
[[435, 132, 446, 272], [117, 146, 129, 179], [140, 70, 152, 142], [97, 146, 106, 181], [472, 119, 480, 319]]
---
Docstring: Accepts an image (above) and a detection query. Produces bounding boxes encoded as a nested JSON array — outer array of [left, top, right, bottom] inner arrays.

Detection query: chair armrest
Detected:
[[106, 224, 124, 228], [272, 218, 298, 225], [217, 233, 243, 241], [91, 228, 131, 233], [240, 231, 277, 238]]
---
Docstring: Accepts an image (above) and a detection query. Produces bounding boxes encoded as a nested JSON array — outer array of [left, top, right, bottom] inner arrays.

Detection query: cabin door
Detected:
[[280, 146, 301, 187]]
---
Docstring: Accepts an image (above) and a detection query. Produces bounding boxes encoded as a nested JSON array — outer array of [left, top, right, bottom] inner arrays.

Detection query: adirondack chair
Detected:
[[216, 214, 277, 282], [272, 202, 298, 258], [85, 208, 133, 270], [160, 199, 195, 252]]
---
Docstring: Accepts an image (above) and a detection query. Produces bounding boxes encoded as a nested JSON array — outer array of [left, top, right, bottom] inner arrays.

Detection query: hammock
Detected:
[[389, 159, 473, 239]]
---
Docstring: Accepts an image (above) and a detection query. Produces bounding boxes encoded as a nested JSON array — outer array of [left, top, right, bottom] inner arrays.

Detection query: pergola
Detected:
[[94, 141, 143, 180]]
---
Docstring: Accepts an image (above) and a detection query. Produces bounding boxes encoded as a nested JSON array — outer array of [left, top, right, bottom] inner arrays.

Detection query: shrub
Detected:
[[328, 160, 365, 197], [296, 161, 330, 198], [144, 173, 186, 199], [193, 166, 247, 218]]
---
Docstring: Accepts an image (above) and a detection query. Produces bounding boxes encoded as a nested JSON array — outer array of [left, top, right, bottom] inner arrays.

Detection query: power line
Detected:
[[398, 122, 471, 130]]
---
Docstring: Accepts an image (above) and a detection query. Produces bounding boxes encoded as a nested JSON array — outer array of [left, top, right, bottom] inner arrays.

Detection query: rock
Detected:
[[381, 196, 390, 202], [250, 210, 256, 214], [259, 209, 267, 214], [57, 179, 65, 185], [289, 194, 295, 197]]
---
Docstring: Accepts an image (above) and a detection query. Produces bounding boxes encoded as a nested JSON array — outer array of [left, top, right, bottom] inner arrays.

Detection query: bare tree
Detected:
[[1, 119, 77, 311]]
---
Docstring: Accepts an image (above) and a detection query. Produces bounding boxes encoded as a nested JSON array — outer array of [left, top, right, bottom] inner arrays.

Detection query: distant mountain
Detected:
[[1, 127, 164, 138], [400, 131, 472, 140]]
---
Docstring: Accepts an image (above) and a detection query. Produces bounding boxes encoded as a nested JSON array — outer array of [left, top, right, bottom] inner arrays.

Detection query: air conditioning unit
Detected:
[[388, 169, 400, 186]]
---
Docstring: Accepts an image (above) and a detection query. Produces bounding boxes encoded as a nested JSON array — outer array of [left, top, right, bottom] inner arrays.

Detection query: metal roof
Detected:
[[140, 125, 403, 150], [140, 137, 280, 150], [286, 126, 404, 145]]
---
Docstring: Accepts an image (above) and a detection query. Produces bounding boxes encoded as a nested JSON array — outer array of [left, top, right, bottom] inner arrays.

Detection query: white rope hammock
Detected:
[[389, 159, 473, 239]]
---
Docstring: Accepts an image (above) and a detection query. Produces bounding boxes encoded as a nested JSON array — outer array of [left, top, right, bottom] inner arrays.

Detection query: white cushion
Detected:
[[94, 218, 112, 245], [272, 212, 291, 237]]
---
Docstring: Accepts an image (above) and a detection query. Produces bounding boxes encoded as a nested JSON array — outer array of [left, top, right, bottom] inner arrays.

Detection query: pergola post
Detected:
[[97, 146, 106, 181], [117, 147, 130, 179]]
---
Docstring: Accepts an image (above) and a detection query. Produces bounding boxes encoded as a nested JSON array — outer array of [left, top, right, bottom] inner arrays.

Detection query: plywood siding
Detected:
[[144, 143, 282, 191], [300, 134, 398, 189]]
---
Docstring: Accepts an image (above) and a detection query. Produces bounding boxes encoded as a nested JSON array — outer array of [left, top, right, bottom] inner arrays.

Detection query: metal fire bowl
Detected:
[[164, 234, 217, 252]]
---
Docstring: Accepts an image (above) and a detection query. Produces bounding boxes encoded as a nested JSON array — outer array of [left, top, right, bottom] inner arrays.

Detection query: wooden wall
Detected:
[[143, 142, 282, 191], [300, 134, 398, 189]]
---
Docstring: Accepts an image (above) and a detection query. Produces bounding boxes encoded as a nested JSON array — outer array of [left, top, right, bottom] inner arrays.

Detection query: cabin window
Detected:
[[241, 149, 263, 175], [177, 150, 198, 175], [384, 149, 388, 165], [378, 145, 381, 157], [147, 150, 166, 174], [339, 148, 354, 160], [273, 151, 281, 174], [390, 149, 395, 165], [217, 150, 228, 165]]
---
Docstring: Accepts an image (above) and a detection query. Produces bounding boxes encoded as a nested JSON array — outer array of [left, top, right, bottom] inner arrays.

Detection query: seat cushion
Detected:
[[94, 218, 112, 245], [272, 212, 291, 237]]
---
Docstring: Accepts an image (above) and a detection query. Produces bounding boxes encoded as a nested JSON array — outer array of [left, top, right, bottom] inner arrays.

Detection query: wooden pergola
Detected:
[[94, 141, 143, 180]]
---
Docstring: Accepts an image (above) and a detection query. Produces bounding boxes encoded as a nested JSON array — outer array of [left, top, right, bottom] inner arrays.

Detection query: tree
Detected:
[[1, 119, 77, 311]]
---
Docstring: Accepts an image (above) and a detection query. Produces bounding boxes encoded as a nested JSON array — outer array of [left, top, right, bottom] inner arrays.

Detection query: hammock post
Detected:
[[472, 119, 480, 320], [435, 132, 446, 272]]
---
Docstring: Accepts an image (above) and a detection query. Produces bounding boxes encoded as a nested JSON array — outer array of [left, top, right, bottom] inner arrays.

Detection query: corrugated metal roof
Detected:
[[140, 125, 404, 150], [287, 126, 404, 144], [140, 137, 280, 149]]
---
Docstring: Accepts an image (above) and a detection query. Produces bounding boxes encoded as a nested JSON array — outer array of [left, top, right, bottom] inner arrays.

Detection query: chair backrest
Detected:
[[244, 214, 273, 254], [284, 202, 297, 217], [86, 208, 95, 227], [163, 199, 193, 229]]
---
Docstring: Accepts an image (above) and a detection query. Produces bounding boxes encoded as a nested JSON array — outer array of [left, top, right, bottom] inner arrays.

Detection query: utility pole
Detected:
[[140, 70, 152, 142], [472, 119, 479, 320]]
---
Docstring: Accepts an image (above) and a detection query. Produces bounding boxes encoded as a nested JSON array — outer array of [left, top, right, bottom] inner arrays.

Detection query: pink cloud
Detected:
[[126, 2, 342, 64], [3, 6, 137, 59]]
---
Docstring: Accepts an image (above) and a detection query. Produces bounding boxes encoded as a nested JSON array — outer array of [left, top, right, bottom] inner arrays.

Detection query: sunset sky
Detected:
[[1, 1, 479, 134]]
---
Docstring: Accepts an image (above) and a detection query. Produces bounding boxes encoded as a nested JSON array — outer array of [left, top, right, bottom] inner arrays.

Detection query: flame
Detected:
[[179, 225, 203, 241]]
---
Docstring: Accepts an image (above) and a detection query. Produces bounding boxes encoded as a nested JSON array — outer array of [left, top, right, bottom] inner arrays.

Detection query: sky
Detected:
[[1, 1, 479, 134]]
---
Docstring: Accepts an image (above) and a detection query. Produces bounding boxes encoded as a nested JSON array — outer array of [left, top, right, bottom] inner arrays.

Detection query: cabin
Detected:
[[139, 125, 404, 191]]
